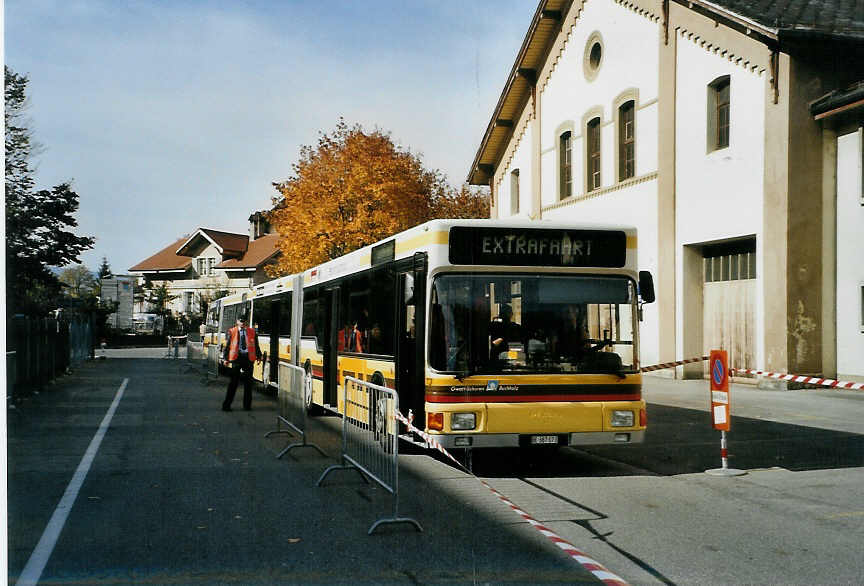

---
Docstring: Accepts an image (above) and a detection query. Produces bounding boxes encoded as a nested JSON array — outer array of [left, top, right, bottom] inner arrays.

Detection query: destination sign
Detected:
[[449, 227, 626, 267]]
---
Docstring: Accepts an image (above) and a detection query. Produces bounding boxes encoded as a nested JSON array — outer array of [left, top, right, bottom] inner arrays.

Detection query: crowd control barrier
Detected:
[[265, 362, 326, 459], [186, 341, 203, 363], [205, 344, 220, 382], [317, 376, 422, 535], [185, 341, 206, 375], [165, 335, 186, 359]]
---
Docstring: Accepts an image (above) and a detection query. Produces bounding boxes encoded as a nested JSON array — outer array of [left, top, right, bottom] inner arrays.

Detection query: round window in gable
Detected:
[[583, 32, 604, 81]]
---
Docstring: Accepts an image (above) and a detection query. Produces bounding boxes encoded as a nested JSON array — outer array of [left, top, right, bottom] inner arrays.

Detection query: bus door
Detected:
[[267, 299, 280, 386], [323, 286, 340, 407], [396, 253, 427, 426]]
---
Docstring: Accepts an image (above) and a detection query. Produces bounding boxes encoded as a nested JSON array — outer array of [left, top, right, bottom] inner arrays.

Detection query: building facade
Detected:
[[470, 0, 864, 381], [129, 212, 279, 318], [100, 275, 135, 330]]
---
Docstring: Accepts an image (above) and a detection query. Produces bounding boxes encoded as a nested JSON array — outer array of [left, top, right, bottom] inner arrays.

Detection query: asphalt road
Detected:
[[6, 353, 864, 584]]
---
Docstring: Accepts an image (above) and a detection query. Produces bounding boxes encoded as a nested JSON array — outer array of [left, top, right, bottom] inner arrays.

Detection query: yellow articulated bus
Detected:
[[211, 219, 656, 450]]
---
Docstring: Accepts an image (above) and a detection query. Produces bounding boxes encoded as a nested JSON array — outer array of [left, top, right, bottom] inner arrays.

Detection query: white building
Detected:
[[129, 212, 279, 318], [812, 85, 864, 382], [101, 275, 135, 331], [470, 0, 864, 381]]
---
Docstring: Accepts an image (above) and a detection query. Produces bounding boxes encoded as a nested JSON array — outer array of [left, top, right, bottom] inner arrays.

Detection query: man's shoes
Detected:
[[243, 407, 251, 411], [221, 406, 232, 412]]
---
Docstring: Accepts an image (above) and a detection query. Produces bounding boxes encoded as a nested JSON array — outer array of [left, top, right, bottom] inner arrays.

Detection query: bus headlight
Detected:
[[451, 412, 476, 431], [611, 410, 635, 427]]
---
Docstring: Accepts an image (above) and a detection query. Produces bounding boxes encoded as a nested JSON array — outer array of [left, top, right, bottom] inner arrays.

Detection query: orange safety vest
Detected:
[[227, 326, 257, 361]]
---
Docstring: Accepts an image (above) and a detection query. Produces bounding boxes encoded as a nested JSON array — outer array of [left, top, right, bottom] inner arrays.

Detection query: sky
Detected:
[[5, 0, 538, 275]]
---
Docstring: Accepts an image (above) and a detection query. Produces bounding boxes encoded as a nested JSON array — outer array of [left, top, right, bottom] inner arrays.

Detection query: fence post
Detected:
[[202, 344, 220, 384]]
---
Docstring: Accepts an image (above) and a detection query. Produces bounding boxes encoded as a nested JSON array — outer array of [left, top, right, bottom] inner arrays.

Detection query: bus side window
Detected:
[[254, 298, 272, 335], [403, 273, 416, 340], [302, 289, 320, 348], [279, 292, 292, 337], [368, 266, 395, 355], [221, 305, 235, 332]]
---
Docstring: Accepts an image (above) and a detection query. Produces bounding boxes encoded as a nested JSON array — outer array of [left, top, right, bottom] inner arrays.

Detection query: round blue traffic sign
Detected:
[[712, 359, 725, 385]]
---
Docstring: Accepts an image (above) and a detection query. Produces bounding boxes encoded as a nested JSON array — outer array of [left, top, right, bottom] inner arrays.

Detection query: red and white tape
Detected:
[[640, 357, 864, 392], [640, 356, 708, 372], [394, 410, 629, 585], [730, 368, 864, 390]]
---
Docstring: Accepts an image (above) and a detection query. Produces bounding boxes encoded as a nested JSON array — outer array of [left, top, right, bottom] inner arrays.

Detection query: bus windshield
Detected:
[[429, 274, 637, 376]]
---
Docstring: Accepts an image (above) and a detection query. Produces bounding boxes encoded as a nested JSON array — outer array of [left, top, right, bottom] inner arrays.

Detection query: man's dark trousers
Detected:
[[223, 355, 254, 410]]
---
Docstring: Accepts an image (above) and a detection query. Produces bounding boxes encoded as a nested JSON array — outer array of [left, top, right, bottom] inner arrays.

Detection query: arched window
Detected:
[[587, 118, 601, 191], [618, 101, 635, 181], [708, 76, 730, 151], [559, 132, 572, 200]]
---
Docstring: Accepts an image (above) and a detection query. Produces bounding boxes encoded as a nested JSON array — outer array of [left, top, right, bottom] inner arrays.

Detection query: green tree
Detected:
[[146, 283, 178, 318], [196, 287, 230, 324], [97, 257, 113, 279], [5, 66, 94, 316], [79, 294, 118, 345], [59, 264, 96, 298]]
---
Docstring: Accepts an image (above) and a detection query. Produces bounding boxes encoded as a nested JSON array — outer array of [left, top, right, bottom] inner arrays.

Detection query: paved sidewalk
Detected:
[[643, 375, 864, 435]]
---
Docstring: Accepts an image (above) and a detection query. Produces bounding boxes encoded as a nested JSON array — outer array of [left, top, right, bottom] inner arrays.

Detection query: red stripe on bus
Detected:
[[426, 393, 642, 403]]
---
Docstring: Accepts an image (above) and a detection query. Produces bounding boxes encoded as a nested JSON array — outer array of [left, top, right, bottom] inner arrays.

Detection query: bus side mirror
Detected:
[[638, 271, 655, 304]]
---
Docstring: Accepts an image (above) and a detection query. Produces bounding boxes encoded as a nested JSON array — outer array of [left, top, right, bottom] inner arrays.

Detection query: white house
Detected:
[[470, 0, 864, 382], [129, 212, 279, 317]]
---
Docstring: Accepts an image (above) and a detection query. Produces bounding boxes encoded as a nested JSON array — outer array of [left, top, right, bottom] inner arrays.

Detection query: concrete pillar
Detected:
[[681, 245, 704, 379], [821, 128, 837, 378], [762, 52, 790, 374], [657, 20, 677, 367]]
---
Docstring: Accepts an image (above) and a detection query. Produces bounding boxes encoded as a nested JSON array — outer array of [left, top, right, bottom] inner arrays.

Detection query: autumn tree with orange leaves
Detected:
[[267, 120, 489, 275]]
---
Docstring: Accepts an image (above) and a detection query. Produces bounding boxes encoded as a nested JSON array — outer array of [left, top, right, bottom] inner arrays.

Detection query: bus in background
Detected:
[[206, 290, 249, 356], [202, 297, 225, 347], [210, 219, 655, 450], [247, 275, 295, 390]]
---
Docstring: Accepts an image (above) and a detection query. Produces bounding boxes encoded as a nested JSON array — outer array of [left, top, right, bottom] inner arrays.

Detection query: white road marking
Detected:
[[16, 378, 129, 586]]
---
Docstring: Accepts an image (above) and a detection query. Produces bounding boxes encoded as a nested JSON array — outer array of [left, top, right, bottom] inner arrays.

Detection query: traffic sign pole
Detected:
[[705, 349, 746, 477]]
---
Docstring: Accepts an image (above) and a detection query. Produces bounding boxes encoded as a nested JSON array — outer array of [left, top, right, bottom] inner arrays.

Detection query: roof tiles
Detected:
[[129, 237, 195, 272], [215, 234, 280, 269]]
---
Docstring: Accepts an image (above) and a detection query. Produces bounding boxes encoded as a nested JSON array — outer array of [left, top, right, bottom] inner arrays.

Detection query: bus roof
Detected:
[[230, 218, 640, 303], [302, 219, 638, 284]]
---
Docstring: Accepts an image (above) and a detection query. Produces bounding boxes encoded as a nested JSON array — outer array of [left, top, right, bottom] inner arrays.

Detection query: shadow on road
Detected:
[[448, 403, 864, 478]]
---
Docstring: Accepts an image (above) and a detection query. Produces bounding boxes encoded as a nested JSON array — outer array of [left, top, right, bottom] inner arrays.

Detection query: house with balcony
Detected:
[[129, 212, 280, 317]]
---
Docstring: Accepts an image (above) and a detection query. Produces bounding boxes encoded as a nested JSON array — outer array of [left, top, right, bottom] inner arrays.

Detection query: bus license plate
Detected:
[[530, 435, 558, 445]]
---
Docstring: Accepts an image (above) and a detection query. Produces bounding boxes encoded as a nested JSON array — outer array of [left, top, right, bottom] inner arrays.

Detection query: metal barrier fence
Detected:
[[186, 341, 205, 364], [265, 362, 326, 459], [6, 352, 17, 398], [68, 319, 92, 366], [317, 376, 422, 535], [6, 315, 93, 398], [165, 335, 186, 359], [205, 344, 220, 381]]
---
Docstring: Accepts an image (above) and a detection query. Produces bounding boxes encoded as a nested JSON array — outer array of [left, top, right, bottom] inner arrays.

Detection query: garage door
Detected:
[[703, 240, 756, 372]]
